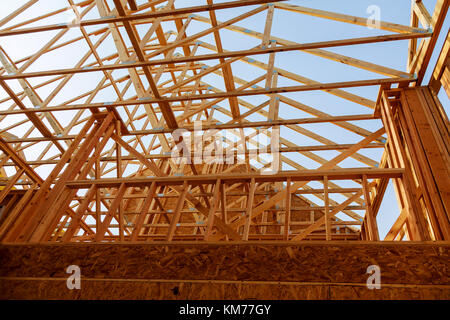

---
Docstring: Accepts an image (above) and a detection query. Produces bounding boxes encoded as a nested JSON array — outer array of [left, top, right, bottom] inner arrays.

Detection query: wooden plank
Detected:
[[362, 174, 379, 241], [205, 179, 221, 240], [127, 0, 138, 11], [1, 242, 449, 299], [242, 178, 256, 241], [0, 0, 447, 245], [262, 4, 274, 47], [429, 30, 450, 97], [413, 1, 433, 28], [291, 189, 364, 241], [385, 208, 408, 241], [62, 185, 97, 241], [284, 178, 291, 240], [403, 88, 450, 238], [96, 183, 127, 241], [65, 168, 403, 188], [379, 91, 429, 241], [6, 77, 415, 115], [0, 0, 286, 36], [324, 176, 331, 241], [130, 181, 157, 241], [0, 184, 37, 240], [0, 169, 24, 204], [275, 2, 427, 33], [413, 0, 449, 84], [0, 137, 43, 184], [206, 0, 240, 119], [1, 33, 430, 81], [165, 181, 188, 241], [228, 128, 385, 230]]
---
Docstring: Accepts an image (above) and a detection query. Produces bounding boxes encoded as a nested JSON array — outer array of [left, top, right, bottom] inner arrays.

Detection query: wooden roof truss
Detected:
[[0, 0, 448, 242]]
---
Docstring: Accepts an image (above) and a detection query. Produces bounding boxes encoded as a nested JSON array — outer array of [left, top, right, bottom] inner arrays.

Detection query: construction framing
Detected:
[[0, 0, 449, 245]]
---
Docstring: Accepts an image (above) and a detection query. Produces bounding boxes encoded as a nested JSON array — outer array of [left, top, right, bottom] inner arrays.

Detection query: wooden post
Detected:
[[205, 179, 221, 240], [62, 184, 97, 242], [116, 121, 124, 241], [95, 147, 100, 234], [131, 181, 157, 241], [166, 181, 188, 241], [243, 178, 256, 241], [284, 178, 291, 240], [324, 175, 331, 241], [362, 174, 379, 241], [96, 183, 127, 242]]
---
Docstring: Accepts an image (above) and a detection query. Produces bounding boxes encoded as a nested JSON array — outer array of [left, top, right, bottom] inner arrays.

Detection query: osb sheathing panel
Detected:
[[1, 280, 449, 300], [0, 242, 449, 299]]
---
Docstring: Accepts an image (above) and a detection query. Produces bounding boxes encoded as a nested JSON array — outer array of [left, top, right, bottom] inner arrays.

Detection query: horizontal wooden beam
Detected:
[[0, 32, 430, 80], [275, 2, 428, 34], [0, 143, 384, 166], [66, 187, 364, 200], [0, 77, 416, 116], [65, 168, 404, 188], [0, 0, 286, 37]]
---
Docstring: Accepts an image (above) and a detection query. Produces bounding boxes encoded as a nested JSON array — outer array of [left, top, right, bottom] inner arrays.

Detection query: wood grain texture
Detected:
[[0, 242, 448, 299]]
